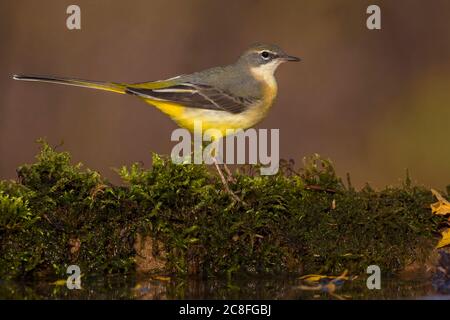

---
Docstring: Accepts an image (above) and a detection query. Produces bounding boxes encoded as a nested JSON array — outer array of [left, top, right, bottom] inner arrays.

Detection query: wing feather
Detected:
[[125, 83, 257, 114]]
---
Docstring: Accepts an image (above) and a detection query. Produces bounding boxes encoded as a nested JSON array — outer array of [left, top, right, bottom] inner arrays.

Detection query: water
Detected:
[[1, 274, 448, 300]]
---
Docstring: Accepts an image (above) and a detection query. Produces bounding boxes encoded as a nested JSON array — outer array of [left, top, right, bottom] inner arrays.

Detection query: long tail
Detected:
[[12, 74, 127, 94]]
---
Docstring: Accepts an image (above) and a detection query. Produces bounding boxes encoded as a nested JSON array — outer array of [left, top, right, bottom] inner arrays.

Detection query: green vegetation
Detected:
[[0, 140, 447, 280]]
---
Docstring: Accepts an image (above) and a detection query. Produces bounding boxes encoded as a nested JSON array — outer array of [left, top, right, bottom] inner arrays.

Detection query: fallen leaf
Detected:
[[52, 279, 67, 286], [436, 229, 450, 249], [133, 284, 142, 290], [299, 274, 329, 282], [430, 189, 450, 215], [299, 270, 349, 283], [297, 270, 350, 300], [152, 275, 171, 281]]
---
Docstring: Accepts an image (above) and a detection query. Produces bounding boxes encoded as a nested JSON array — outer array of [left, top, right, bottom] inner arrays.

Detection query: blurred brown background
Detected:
[[1, 0, 449, 188]]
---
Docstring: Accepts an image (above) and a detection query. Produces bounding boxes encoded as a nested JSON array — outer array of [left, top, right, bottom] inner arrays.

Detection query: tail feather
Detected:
[[12, 74, 126, 94]]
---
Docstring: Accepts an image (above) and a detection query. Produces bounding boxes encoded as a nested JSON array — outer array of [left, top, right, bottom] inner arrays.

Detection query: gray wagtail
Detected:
[[13, 43, 300, 135], [13, 43, 300, 201]]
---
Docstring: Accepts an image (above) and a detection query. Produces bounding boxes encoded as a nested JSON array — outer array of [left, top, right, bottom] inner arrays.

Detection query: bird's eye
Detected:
[[261, 51, 270, 60]]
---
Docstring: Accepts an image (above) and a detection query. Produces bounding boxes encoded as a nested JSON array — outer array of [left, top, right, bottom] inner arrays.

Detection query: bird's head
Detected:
[[237, 43, 301, 76]]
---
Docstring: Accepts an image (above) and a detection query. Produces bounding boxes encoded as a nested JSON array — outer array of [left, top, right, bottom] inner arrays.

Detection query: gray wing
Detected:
[[125, 83, 258, 114]]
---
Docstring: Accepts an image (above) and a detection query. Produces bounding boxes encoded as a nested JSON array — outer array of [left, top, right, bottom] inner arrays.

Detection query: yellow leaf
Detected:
[[52, 279, 67, 286], [133, 284, 142, 290], [152, 275, 171, 282], [299, 274, 326, 282], [436, 229, 450, 248], [297, 270, 350, 299], [299, 270, 349, 283], [430, 189, 450, 215]]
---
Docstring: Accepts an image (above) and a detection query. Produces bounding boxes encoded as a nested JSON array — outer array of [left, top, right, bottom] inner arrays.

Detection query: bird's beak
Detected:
[[282, 55, 301, 62]]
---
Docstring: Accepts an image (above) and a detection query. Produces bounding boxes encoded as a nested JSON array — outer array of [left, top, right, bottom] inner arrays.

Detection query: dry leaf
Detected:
[[133, 284, 142, 290], [436, 229, 450, 249], [152, 275, 171, 282], [299, 274, 330, 282], [52, 279, 67, 286], [298, 270, 349, 300], [299, 270, 349, 283], [430, 189, 450, 215]]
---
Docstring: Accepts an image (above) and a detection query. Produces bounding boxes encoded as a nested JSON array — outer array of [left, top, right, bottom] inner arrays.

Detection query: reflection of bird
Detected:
[[13, 43, 300, 201]]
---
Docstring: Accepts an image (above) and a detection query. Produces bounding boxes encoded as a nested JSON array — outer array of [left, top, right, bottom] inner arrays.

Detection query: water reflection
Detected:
[[0, 274, 447, 300]]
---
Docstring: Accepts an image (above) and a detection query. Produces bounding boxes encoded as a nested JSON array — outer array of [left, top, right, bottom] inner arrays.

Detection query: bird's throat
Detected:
[[250, 63, 279, 102]]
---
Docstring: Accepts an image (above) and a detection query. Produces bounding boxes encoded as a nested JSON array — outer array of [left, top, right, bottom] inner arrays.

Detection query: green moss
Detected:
[[0, 140, 447, 279], [0, 141, 138, 279]]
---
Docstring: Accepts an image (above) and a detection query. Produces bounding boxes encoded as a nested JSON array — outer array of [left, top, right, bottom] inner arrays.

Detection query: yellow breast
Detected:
[[142, 68, 278, 137]]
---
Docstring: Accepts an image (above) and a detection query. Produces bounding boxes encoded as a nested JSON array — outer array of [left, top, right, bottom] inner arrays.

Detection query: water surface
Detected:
[[1, 274, 448, 300]]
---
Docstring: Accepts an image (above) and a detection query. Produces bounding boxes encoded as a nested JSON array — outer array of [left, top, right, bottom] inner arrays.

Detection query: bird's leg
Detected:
[[212, 157, 241, 203], [222, 163, 236, 183], [204, 135, 240, 202]]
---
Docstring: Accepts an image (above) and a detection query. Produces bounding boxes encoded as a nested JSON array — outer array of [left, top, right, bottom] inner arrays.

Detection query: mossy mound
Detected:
[[0, 141, 447, 279]]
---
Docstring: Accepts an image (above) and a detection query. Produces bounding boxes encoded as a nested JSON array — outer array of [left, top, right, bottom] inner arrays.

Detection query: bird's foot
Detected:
[[223, 163, 237, 183], [212, 158, 241, 203]]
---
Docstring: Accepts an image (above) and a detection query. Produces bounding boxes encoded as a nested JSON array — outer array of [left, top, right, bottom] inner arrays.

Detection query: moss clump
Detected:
[[0, 141, 139, 278], [0, 141, 447, 279]]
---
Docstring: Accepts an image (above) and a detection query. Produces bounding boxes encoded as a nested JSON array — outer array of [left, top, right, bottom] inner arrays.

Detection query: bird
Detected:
[[13, 43, 300, 136], [13, 43, 300, 201]]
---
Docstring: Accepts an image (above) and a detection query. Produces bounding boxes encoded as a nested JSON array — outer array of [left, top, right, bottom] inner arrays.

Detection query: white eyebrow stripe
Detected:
[[258, 50, 275, 54]]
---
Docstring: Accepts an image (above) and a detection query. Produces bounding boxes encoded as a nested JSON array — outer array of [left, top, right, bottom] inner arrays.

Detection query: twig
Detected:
[[305, 185, 338, 194]]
